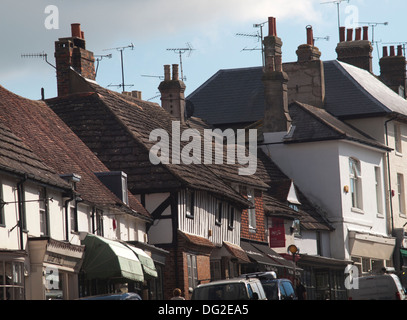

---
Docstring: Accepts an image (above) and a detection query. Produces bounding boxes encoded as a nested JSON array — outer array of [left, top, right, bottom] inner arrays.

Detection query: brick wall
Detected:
[[240, 189, 266, 242]]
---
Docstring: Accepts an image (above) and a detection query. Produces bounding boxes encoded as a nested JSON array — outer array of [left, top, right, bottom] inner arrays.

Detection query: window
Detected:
[[70, 205, 78, 232], [375, 167, 383, 214], [349, 158, 363, 210], [215, 201, 222, 225], [228, 206, 235, 229], [247, 188, 256, 230], [186, 190, 195, 218], [0, 261, 24, 300], [210, 260, 221, 281], [395, 123, 402, 154], [39, 187, 49, 236], [187, 254, 198, 290], [292, 219, 301, 237], [397, 173, 406, 214], [93, 209, 104, 236]]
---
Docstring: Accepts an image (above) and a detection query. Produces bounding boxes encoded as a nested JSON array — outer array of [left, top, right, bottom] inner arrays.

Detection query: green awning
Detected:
[[401, 248, 407, 258], [125, 244, 158, 278], [81, 234, 144, 282]]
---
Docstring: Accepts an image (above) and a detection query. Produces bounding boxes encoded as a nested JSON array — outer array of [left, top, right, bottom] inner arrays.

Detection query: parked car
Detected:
[[79, 292, 142, 300], [191, 278, 267, 300], [240, 272, 297, 300], [347, 274, 406, 300]]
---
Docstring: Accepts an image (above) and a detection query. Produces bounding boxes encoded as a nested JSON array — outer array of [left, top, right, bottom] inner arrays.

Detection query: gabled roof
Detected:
[[46, 72, 256, 208], [0, 85, 149, 218], [286, 101, 391, 151], [0, 117, 70, 190]]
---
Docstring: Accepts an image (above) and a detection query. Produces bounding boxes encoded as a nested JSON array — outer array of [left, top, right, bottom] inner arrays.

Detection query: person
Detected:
[[171, 288, 185, 300], [296, 278, 307, 300]]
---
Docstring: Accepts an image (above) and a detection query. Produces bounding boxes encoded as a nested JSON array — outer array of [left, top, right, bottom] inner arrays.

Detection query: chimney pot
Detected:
[[71, 23, 81, 38], [383, 46, 388, 57], [81, 31, 85, 39], [390, 46, 395, 57], [172, 64, 179, 80], [164, 65, 171, 81], [306, 26, 314, 46], [363, 26, 369, 41], [268, 17, 277, 36], [355, 28, 362, 41], [339, 27, 346, 42], [346, 29, 353, 42], [398, 45, 403, 56]]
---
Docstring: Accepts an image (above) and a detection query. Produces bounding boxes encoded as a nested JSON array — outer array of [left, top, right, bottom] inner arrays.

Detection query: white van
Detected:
[[191, 278, 267, 300], [348, 274, 406, 300]]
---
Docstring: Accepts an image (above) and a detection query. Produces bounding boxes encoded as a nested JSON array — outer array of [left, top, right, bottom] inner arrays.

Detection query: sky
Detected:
[[0, 0, 406, 102]]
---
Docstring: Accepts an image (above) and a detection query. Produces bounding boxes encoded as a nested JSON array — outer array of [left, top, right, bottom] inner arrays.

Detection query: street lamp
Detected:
[[287, 245, 300, 285]]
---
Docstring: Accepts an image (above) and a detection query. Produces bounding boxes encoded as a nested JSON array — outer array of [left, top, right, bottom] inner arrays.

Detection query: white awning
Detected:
[[348, 231, 396, 260]]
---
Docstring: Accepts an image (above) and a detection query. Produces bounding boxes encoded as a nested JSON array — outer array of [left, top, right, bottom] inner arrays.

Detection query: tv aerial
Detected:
[[166, 42, 195, 81], [320, 0, 350, 41], [21, 52, 55, 69], [94, 53, 112, 77], [358, 21, 389, 59], [236, 20, 268, 66], [104, 43, 134, 92]]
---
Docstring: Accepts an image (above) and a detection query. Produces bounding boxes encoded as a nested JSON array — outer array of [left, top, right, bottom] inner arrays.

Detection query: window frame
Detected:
[[247, 188, 256, 231], [397, 173, 406, 215], [39, 187, 49, 236], [349, 158, 363, 210]]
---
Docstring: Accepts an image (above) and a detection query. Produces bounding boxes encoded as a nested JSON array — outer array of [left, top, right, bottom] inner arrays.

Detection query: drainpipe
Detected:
[[17, 174, 28, 251], [385, 116, 397, 235]]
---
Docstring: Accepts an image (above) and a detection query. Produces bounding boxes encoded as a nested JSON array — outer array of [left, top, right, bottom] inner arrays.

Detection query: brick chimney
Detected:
[[262, 17, 291, 133], [54, 23, 96, 96], [336, 26, 373, 73], [158, 64, 186, 124], [379, 45, 407, 97], [284, 25, 325, 108]]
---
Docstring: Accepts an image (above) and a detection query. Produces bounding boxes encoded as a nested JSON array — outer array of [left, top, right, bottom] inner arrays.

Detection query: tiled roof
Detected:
[[46, 74, 256, 208], [0, 117, 70, 190], [0, 85, 149, 218]]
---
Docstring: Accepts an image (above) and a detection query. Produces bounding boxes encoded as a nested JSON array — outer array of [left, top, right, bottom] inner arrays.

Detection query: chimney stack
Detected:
[[336, 26, 373, 73], [379, 45, 407, 98], [54, 23, 96, 96], [262, 17, 291, 133], [158, 64, 186, 124], [296, 25, 321, 63]]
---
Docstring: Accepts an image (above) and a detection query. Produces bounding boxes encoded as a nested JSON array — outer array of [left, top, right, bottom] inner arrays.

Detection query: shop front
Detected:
[[27, 237, 85, 300], [0, 251, 27, 300]]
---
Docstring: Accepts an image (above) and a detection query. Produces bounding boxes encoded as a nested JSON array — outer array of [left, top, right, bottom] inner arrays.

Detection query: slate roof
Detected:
[[0, 85, 149, 219], [286, 101, 391, 151], [0, 117, 70, 190], [46, 72, 257, 209], [187, 60, 407, 125]]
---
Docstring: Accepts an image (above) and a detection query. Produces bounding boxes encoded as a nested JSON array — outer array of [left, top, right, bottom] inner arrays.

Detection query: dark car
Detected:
[[79, 292, 142, 300], [240, 272, 297, 300]]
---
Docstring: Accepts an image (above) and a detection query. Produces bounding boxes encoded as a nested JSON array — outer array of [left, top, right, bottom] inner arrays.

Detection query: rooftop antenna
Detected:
[[166, 43, 195, 81], [21, 52, 56, 69], [236, 20, 268, 66], [320, 0, 350, 41], [358, 21, 389, 59], [94, 53, 112, 78], [104, 43, 134, 92], [314, 35, 330, 43]]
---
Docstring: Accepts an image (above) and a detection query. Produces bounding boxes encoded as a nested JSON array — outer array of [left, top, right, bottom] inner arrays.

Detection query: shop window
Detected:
[[210, 260, 221, 281], [0, 261, 25, 300]]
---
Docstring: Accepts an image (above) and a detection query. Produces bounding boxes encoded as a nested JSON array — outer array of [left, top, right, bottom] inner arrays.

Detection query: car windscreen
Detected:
[[192, 283, 248, 300], [262, 282, 279, 300]]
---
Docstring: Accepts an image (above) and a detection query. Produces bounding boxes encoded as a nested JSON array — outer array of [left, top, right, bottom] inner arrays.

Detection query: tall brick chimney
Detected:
[[296, 26, 322, 62], [336, 26, 373, 73], [54, 23, 96, 96], [158, 64, 186, 124], [262, 17, 291, 133], [379, 45, 407, 97]]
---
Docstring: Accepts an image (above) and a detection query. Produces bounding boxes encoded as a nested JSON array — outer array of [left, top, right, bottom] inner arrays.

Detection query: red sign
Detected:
[[269, 218, 285, 248]]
